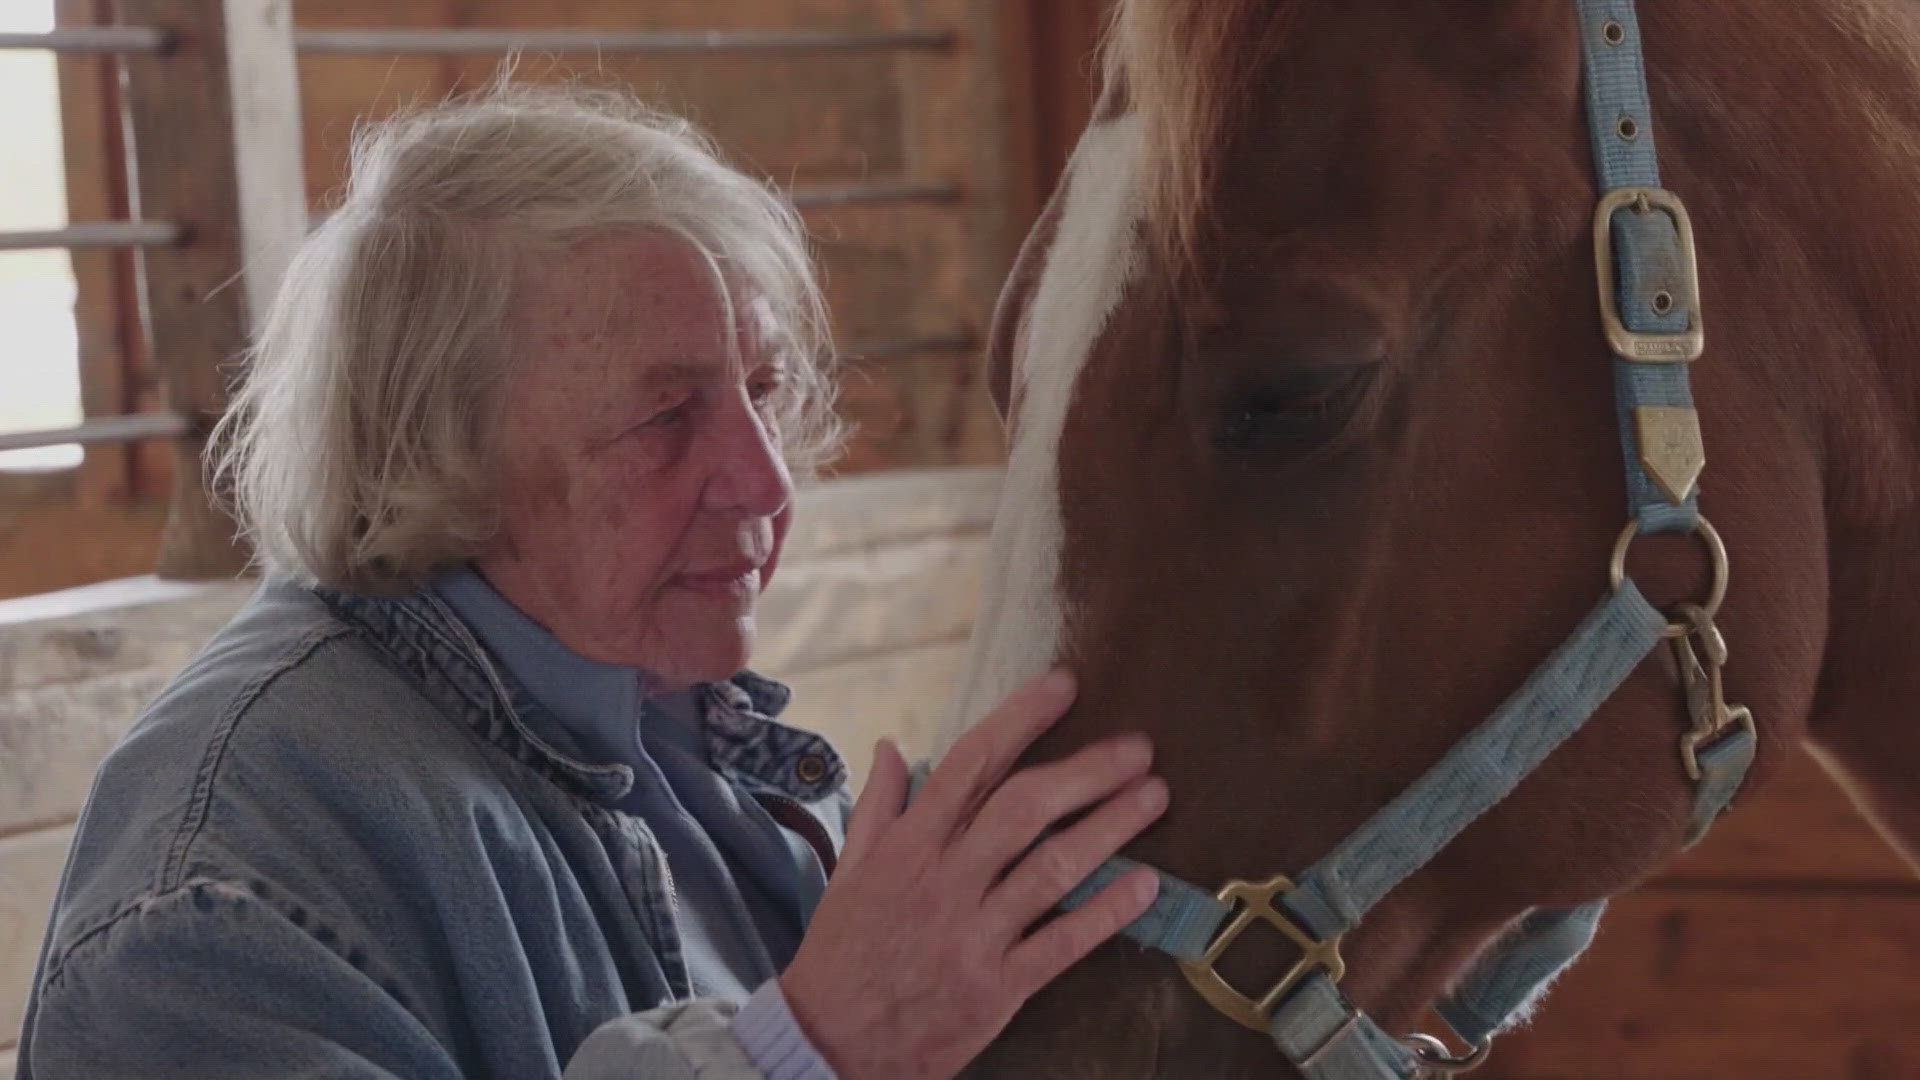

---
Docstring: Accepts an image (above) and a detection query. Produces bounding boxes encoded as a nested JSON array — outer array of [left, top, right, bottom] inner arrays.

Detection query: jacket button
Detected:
[[795, 754, 828, 784]]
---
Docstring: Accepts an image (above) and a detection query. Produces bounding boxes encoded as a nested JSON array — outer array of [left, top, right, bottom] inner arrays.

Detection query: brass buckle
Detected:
[[1593, 186, 1705, 362], [1176, 874, 1345, 1032]]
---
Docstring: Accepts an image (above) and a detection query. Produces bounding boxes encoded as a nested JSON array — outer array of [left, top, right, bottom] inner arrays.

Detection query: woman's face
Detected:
[[478, 231, 796, 688]]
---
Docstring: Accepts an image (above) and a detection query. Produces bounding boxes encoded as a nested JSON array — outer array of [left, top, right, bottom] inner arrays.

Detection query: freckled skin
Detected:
[[478, 232, 794, 688]]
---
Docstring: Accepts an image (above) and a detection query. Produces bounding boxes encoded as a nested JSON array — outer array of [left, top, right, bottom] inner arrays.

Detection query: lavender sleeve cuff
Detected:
[[732, 978, 839, 1080]]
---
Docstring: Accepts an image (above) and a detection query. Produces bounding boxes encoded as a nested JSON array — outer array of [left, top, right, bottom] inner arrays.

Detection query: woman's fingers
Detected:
[[1003, 866, 1161, 997], [909, 669, 1078, 838], [952, 731, 1154, 877], [840, 736, 908, 870], [980, 774, 1168, 937]]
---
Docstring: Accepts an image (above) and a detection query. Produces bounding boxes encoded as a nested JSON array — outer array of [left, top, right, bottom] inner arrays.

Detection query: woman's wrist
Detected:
[[732, 977, 840, 1080]]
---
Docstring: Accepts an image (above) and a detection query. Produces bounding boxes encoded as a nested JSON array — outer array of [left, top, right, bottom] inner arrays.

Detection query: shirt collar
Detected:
[[428, 566, 648, 767]]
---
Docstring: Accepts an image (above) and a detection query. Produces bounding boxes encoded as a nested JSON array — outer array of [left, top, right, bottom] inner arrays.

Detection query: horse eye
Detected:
[[1212, 363, 1377, 452]]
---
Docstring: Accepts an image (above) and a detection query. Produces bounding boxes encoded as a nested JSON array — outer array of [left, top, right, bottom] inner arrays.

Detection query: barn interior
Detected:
[[0, 2, 1914, 1075]]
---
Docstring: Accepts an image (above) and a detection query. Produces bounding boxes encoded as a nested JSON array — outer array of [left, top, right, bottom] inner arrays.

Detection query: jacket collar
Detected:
[[311, 581, 845, 805]]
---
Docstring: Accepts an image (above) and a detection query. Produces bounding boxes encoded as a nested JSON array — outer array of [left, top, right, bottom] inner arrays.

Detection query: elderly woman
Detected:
[[15, 87, 1168, 1080]]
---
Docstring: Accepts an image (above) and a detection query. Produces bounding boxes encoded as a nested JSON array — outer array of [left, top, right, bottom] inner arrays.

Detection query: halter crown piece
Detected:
[[913, 3, 1758, 1076]]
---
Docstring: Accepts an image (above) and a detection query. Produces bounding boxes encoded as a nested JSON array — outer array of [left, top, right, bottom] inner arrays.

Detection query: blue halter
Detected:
[[918, 2, 1758, 1076]]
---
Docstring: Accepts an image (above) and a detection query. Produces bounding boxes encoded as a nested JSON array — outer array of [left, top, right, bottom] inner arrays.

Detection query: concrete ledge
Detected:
[[0, 826, 75, 1049], [780, 467, 1000, 561]]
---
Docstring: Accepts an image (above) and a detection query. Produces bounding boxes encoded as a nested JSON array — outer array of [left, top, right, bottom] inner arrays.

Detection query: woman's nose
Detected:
[[703, 388, 792, 517]]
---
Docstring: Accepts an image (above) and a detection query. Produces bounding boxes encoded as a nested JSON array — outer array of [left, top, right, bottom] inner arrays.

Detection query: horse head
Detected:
[[942, 1, 1920, 1075]]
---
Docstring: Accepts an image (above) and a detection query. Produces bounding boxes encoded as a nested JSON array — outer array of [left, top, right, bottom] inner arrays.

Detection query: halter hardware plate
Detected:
[[1593, 186, 1705, 362], [1176, 874, 1345, 1032]]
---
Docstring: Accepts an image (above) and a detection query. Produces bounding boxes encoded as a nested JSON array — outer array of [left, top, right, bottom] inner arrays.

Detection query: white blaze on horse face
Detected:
[[935, 113, 1148, 756]]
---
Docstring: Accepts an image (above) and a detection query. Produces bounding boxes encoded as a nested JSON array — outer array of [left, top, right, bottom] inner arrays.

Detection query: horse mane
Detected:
[[1102, 0, 1298, 280]]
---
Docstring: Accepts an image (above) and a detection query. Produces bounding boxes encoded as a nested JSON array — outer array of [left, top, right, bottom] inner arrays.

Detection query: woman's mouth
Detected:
[[675, 564, 762, 600]]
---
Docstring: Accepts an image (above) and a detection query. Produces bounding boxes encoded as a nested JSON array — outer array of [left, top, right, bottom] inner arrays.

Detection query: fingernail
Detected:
[[1118, 733, 1153, 768], [1137, 777, 1168, 811], [1133, 869, 1161, 904], [1040, 669, 1076, 698]]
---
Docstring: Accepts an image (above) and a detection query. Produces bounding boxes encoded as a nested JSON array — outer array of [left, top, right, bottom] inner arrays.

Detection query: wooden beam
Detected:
[[111, 0, 305, 578]]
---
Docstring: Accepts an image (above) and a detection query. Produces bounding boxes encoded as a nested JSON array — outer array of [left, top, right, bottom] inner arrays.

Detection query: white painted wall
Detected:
[[0, 467, 1001, 1057]]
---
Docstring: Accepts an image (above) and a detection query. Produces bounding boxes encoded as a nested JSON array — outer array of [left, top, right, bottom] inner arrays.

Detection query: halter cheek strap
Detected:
[[908, 2, 1756, 1075]]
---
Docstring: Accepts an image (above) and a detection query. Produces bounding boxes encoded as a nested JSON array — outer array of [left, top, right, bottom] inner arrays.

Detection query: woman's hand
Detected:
[[778, 669, 1166, 1080]]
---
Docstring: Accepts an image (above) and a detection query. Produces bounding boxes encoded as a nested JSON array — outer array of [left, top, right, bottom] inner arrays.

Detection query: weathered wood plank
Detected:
[[0, 667, 189, 836], [757, 534, 986, 674], [778, 636, 971, 786], [1480, 891, 1920, 1079], [780, 467, 999, 560], [0, 827, 76, 1050], [0, 577, 255, 693], [1661, 745, 1919, 887], [112, 0, 306, 577], [0, 503, 166, 602]]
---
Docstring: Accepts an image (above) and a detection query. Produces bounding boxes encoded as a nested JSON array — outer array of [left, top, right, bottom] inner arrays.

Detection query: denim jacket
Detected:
[[15, 578, 852, 1079]]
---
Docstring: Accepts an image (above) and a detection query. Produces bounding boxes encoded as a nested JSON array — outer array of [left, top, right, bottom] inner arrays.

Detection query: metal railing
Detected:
[[0, 414, 191, 454], [0, 221, 182, 252], [0, 27, 170, 54], [0, 27, 954, 58]]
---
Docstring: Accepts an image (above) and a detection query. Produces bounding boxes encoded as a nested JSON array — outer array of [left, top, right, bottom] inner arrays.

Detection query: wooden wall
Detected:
[[5, 0, 1032, 598], [291, 0, 1015, 474]]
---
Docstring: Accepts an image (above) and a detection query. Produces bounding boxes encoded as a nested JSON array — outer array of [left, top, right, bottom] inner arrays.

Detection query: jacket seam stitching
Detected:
[[39, 876, 394, 994], [157, 622, 353, 891]]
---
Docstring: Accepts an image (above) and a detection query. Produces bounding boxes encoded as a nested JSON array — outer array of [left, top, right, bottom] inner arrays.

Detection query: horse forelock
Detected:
[[1106, 0, 1300, 282]]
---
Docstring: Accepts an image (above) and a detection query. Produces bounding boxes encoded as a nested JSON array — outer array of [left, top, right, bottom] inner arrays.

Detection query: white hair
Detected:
[[210, 82, 844, 596]]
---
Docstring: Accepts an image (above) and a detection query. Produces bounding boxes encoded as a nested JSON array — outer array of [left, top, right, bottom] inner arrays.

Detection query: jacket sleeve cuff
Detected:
[[732, 978, 839, 1080]]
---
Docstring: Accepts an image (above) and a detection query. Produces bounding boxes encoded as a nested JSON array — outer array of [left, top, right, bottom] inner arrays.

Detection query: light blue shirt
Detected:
[[430, 567, 828, 1000]]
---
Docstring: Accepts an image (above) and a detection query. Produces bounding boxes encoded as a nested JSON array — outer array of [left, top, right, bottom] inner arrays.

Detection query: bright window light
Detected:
[[0, 0, 85, 473]]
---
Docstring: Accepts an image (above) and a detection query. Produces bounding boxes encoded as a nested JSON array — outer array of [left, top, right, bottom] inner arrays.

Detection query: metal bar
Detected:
[[0, 221, 182, 252], [295, 27, 954, 57], [0, 27, 172, 54], [843, 333, 976, 360], [790, 180, 961, 210], [0, 413, 190, 453]]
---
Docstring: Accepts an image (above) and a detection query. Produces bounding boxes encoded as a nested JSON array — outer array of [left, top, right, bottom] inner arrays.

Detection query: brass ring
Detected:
[[1399, 1033, 1493, 1075], [1609, 515, 1729, 637]]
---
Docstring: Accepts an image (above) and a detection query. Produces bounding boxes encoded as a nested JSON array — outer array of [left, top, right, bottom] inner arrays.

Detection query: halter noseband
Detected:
[[918, 3, 1758, 1076]]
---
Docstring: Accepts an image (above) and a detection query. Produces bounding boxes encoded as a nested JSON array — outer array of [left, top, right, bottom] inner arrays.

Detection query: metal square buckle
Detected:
[[1593, 186, 1705, 363], [1175, 874, 1346, 1032]]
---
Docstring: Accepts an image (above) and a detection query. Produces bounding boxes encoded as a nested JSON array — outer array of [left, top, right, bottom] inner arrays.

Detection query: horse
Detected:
[[931, 1, 1920, 1075]]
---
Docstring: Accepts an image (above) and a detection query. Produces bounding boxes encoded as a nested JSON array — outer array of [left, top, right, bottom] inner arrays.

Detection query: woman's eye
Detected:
[[639, 399, 692, 431]]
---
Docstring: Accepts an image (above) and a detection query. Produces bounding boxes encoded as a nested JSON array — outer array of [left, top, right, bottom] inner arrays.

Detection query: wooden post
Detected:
[[111, 0, 305, 577]]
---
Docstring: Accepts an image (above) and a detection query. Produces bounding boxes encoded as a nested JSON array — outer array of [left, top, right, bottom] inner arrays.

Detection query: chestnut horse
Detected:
[[933, 1, 1920, 1076]]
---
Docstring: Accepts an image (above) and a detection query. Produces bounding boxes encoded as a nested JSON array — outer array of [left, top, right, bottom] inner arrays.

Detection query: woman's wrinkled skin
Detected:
[[479, 232, 794, 685]]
